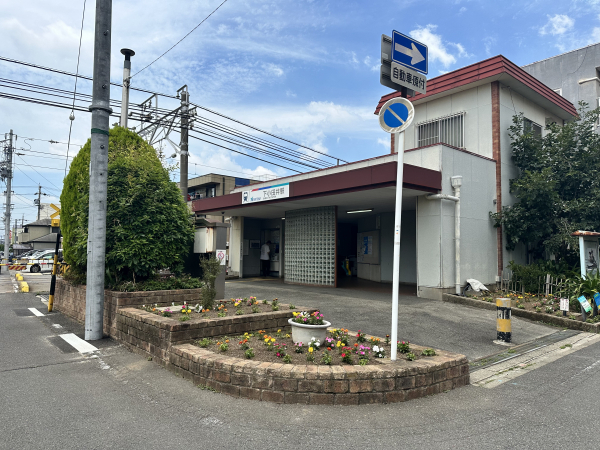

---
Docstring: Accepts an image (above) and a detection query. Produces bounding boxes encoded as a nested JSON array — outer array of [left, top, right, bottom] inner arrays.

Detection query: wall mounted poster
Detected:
[[583, 239, 599, 274]]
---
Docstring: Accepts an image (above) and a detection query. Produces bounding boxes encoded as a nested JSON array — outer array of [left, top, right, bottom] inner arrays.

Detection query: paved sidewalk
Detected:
[[225, 278, 556, 360]]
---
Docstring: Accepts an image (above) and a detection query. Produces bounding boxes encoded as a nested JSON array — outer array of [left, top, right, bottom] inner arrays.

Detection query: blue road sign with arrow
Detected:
[[391, 31, 428, 75]]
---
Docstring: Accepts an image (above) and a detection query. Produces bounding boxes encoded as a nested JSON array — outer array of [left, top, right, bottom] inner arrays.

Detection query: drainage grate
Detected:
[[469, 329, 581, 372]]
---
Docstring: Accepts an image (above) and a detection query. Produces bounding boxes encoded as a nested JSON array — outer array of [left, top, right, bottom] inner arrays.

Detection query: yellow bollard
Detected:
[[496, 297, 512, 343], [20, 281, 29, 293]]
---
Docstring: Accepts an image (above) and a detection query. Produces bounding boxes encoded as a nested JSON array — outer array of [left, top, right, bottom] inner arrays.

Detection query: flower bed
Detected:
[[442, 292, 600, 333], [138, 297, 293, 321], [194, 327, 430, 367], [169, 332, 469, 405]]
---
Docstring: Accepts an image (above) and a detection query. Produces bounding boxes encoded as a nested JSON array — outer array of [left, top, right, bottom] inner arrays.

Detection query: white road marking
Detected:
[[52, 324, 63, 329], [28, 307, 44, 317], [472, 332, 600, 388], [59, 333, 99, 354]]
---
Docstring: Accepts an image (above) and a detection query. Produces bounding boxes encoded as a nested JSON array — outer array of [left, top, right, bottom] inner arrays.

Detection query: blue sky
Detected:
[[2, 0, 600, 225]]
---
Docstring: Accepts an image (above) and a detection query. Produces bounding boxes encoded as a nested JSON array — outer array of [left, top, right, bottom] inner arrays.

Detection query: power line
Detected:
[[130, 0, 229, 79], [66, 0, 87, 176], [14, 154, 61, 189], [0, 56, 347, 163]]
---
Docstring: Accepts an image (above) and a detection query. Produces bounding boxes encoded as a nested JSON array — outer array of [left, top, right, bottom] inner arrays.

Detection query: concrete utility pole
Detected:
[[179, 85, 189, 202], [3, 130, 13, 266], [85, 0, 112, 341], [36, 185, 42, 220], [119, 48, 135, 128]]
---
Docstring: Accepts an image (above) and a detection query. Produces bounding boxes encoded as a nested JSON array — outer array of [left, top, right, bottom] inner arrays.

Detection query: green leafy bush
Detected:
[[60, 126, 194, 284], [200, 255, 223, 310], [114, 274, 202, 292], [507, 260, 577, 294]]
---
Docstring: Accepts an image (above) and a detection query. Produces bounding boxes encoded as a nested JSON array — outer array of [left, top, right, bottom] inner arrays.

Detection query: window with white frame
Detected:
[[523, 117, 542, 138], [416, 112, 465, 149]]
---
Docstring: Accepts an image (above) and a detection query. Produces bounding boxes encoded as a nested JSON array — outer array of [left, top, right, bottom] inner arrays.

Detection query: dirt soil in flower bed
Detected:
[[467, 291, 592, 322], [193, 328, 434, 366], [137, 298, 295, 320]]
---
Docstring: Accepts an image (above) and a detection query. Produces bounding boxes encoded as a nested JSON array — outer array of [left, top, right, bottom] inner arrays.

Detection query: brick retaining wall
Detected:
[[169, 343, 469, 405], [54, 278, 204, 336], [116, 307, 315, 365]]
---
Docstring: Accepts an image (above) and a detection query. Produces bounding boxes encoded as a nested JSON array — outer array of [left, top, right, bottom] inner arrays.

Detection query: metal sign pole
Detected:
[[390, 131, 405, 361]]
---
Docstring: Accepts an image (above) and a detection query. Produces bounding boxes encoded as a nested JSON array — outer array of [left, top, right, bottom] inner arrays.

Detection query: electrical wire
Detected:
[[14, 155, 61, 189], [0, 56, 346, 163], [66, 0, 87, 176], [130, 0, 229, 79]]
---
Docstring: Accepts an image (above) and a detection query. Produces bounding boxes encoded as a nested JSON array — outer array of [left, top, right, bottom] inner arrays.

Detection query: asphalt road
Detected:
[[2, 277, 599, 449]]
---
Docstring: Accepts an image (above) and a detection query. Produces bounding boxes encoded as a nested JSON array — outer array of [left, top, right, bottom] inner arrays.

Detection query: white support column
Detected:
[[390, 131, 404, 361]]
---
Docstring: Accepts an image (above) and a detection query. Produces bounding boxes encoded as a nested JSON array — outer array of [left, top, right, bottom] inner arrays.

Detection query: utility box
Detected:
[[194, 227, 214, 253], [193, 222, 230, 300]]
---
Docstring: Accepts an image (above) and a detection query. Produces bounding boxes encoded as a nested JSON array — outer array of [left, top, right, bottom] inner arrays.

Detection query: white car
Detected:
[[29, 251, 56, 273]]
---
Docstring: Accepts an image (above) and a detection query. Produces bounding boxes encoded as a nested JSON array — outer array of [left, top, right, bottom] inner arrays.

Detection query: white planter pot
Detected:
[[288, 318, 331, 345]]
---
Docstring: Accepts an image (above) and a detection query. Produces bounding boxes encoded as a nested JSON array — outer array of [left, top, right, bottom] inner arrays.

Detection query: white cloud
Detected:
[[458, 6, 467, 14], [377, 138, 389, 148], [409, 24, 468, 68], [540, 14, 574, 36], [483, 36, 496, 57]]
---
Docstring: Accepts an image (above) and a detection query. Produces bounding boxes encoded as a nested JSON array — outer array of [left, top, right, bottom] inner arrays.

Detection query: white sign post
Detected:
[[378, 96, 415, 361]]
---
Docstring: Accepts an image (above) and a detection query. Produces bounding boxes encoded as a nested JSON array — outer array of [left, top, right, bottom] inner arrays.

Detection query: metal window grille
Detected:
[[416, 112, 465, 149]]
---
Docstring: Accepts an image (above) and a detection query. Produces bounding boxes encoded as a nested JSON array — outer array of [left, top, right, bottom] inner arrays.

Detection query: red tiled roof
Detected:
[[374, 55, 577, 117]]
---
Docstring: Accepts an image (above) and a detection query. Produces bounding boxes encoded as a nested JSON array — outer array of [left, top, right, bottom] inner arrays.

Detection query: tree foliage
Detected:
[[60, 126, 194, 283], [492, 103, 600, 264]]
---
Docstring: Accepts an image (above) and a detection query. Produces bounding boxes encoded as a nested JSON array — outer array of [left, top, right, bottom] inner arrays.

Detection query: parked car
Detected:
[[29, 251, 61, 273]]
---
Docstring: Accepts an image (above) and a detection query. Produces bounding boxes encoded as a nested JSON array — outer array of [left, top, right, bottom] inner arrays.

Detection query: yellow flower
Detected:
[[308, 347, 314, 353], [277, 329, 281, 333], [271, 338, 276, 343], [336, 341, 341, 347], [292, 312, 298, 317]]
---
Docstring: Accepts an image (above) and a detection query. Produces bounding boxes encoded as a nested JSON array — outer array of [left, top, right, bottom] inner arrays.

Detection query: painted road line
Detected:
[[28, 307, 44, 317], [52, 324, 63, 329], [471, 332, 600, 389], [59, 333, 99, 354]]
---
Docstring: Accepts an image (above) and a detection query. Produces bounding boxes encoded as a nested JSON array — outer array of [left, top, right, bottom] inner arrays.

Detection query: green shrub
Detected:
[[60, 126, 194, 284], [200, 256, 223, 310], [507, 260, 576, 294]]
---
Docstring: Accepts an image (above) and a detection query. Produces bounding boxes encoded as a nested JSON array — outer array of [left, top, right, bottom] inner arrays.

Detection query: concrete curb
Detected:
[[442, 293, 600, 333]]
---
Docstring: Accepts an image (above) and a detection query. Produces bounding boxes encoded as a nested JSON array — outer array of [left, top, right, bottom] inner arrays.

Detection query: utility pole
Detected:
[[85, 0, 112, 341], [119, 48, 135, 128], [178, 85, 189, 202], [36, 185, 41, 220], [13, 219, 17, 247], [3, 130, 13, 266]]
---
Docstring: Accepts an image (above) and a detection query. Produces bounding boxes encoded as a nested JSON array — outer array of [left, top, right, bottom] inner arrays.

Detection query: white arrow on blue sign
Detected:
[[392, 31, 428, 75]]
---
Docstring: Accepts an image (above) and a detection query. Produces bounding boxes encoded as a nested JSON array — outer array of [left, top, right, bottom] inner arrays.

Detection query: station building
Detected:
[[192, 55, 577, 300]]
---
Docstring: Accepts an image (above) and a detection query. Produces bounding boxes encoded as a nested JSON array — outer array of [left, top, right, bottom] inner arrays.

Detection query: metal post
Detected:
[[390, 131, 405, 361], [48, 230, 61, 312], [180, 87, 189, 202], [85, 0, 112, 341], [120, 48, 135, 128], [3, 130, 13, 270], [496, 297, 512, 343]]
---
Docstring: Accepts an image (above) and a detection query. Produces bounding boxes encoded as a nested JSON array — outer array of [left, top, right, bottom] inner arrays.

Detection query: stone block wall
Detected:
[[169, 343, 470, 405], [54, 278, 204, 336], [115, 307, 315, 366]]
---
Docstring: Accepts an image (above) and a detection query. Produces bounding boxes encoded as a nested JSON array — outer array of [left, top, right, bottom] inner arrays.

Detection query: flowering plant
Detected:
[[291, 311, 325, 325], [294, 342, 304, 353], [397, 341, 410, 353], [341, 347, 353, 364], [162, 308, 172, 317], [372, 345, 385, 358], [324, 337, 336, 350], [309, 337, 321, 351], [356, 330, 366, 343]]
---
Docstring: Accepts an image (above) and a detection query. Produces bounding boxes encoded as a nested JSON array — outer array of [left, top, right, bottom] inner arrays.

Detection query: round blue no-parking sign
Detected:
[[378, 97, 414, 134]]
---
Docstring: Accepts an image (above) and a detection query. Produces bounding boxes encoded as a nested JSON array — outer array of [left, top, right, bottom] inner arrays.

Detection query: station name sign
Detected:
[[242, 182, 290, 204]]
